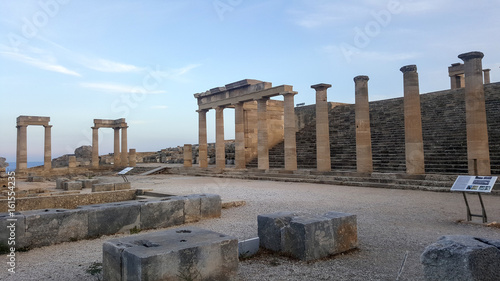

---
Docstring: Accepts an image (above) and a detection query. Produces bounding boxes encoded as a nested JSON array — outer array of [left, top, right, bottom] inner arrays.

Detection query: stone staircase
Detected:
[[248, 82, 500, 175]]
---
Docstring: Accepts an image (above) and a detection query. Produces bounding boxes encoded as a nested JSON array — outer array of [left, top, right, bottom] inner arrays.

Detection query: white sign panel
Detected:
[[117, 167, 134, 175], [451, 176, 497, 193]]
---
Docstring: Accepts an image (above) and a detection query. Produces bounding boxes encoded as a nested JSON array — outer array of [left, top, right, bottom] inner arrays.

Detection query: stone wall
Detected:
[[0, 189, 137, 212]]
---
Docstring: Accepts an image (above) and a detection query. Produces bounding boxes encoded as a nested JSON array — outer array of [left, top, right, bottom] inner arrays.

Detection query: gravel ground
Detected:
[[2, 174, 499, 280]]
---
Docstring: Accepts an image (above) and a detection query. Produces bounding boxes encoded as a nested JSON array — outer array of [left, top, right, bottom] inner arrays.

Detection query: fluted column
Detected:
[[483, 69, 491, 84], [283, 92, 297, 171], [257, 97, 269, 170], [234, 102, 246, 169], [354, 76, 373, 174], [44, 125, 52, 170], [401, 65, 425, 175], [311, 83, 332, 172], [113, 127, 121, 167], [216, 106, 225, 169], [459, 51, 491, 175], [121, 126, 128, 166], [198, 109, 208, 168], [16, 125, 27, 171], [92, 127, 99, 168]]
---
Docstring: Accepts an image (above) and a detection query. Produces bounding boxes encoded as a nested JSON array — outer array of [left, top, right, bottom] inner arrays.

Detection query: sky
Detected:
[[0, 0, 499, 163]]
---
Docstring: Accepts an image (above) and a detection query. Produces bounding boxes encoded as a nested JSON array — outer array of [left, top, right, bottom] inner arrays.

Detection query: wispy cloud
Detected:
[[0, 50, 81, 77], [80, 58, 144, 73], [80, 82, 166, 94]]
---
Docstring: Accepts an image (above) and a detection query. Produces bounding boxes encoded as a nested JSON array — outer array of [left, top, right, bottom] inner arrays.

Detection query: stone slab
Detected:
[[238, 237, 260, 258], [258, 211, 357, 261], [0, 212, 27, 250], [113, 182, 131, 190], [56, 178, 69, 189], [200, 193, 222, 218], [139, 197, 184, 230], [27, 176, 44, 182], [103, 227, 238, 281], [82, 202, 141, 237], [63, 181, 82, 191], [79, 179, 98, 189], [23, 208, 88, 248], [92, 183, 114, 192], [421, 235, 500, 281]]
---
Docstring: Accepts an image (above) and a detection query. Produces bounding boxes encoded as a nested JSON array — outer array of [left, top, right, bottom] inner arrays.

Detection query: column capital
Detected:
[[43, 125, 53, 128], [282, 91, 297, 97], [400, 65, 417, 73], [16, 125, 27, 129], [311, 83, 332, 91], [483, 68, 491, 72], [458, 51, 484, 61], [255, 96, 270, 102], [91, 126, 99, 130], [353, 75, 369, 82], [196, 108, 209, 113]]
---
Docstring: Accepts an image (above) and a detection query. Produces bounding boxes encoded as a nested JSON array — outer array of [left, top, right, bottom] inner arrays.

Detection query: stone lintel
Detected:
[[93, 118, 127, 128], [197, 84, 293, 111], [16, 116, 50, 126], [225, 79, 264, 90], [400, 65, 417, 73], [458, 51, 484, 61], [448, 63, 464, 77], [311, 83, 332, 91], [210, 87, 226, 94], [354, 75, 369, 82]]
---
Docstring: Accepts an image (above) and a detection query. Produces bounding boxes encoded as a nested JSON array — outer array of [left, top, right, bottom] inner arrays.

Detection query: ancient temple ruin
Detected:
[[16, 116, 52, 172], [92, 118, 128, 168]]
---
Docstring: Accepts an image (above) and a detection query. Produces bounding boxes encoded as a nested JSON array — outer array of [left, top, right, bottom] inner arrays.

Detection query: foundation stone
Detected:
[[421, 235, 500, 281], [102, 227, 238, 281], [63, 181, 82, 191]]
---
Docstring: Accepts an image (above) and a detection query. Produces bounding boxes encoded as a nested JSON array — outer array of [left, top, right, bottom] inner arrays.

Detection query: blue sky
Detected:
[[1, 0, 499, 163]]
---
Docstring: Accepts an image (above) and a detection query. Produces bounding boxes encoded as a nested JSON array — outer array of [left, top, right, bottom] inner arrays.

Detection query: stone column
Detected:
[[198, 109, 208, 168], [92, 127, 99, 168], [354, 76, 373, 174], [121, 126, 128, 166], [459, 51, 491, 175], [311, 83, 332, 172], [68, 155, 77, 168], [234, 102, 246, 169], [113, 127, 121, 167], [129, 149, 137, 167], [215, 106, 225, 169], [183, 144, 193, 167], [16, 125, 28, 171], [257, 97, 269, 170], [401, 65, 425, 175], [483, 69, 491, 84], [283, 92, 297, 171], [44, 125, 52, 170]]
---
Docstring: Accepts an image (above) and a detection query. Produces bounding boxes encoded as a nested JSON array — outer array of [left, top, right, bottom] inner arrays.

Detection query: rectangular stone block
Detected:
[[103, 227, 238, 281], [92, 183, 114, 192], [0, 212, 27, 250], [23, 208, 88, 248], [82, 202, 141, 237], [257, 211, 302, 252], [27, 176, 44, 182], [63, 181, 82, 191], [200, 193, 222, 218], [113, 182, 131, 190], [139, 197, 184, 230], [79, 179, 98, 189], [174, 195, 202, 223], [258, 211, 357, 261], [56, 178, 69, 189]]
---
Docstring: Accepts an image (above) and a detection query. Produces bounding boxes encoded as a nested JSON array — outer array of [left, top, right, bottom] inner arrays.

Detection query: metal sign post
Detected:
[[451, 175, 497, 223], [117, 167, 134, 182]]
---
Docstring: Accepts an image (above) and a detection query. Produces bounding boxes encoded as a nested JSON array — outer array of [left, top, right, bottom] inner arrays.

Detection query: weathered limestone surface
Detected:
[[82, 202, 141, 237], [459, 51, 491, 175], [24, 209, 88, 248], [0, 212, 26, 249], [68, 155, 77, 168], [421, 235, 500, 281], [27, 176, 44, 182], [258, 211, 357, 261], [139, 198, 184, 229], [63, 181, 82, 191], [79, 179, 98, 189], [16, 116, 51, 172], [311, 83, 332, 172], [92, 118, 128, 168], [113, 182, 131, 191], [92, 183, 114, 192], [183, 144, 193, 167], [103, 227, 238, 281], [354, 76, 373, 174]]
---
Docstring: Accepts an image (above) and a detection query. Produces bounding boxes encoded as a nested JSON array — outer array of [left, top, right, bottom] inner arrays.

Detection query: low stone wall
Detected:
[[0, 190, 137, 212], [0, 194, 221, 250]]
